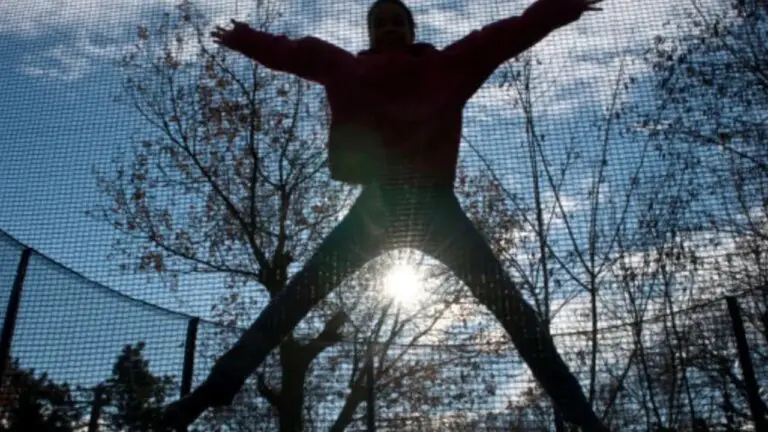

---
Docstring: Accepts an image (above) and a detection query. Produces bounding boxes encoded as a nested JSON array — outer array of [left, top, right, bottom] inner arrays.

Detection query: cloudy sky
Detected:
[[0, 0, 716, 404], [0, 0, 687, 295]]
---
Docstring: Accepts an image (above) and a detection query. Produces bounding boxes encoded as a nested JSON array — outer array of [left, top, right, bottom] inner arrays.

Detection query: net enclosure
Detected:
[[0, 0, 766, 430]]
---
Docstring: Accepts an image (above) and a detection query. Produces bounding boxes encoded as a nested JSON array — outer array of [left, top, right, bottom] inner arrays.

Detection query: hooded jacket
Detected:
[[236, 0, 578, 185]]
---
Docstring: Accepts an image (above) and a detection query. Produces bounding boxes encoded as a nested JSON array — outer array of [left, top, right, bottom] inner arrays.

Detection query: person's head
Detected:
[[367, 0, 416, 50]]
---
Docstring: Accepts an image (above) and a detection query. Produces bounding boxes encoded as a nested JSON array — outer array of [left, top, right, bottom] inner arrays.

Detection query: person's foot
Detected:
[[162, 378, 240, 430], [572, 416, 610, 432], [555, 398, 609, 432], [162, 388, 210, 430], [162, 340, 265, 429]]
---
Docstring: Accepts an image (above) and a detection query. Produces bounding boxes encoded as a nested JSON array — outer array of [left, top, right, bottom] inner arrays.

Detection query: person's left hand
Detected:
[[562, 0, 604, 19], [582, 0, 604, 12], [536, 0, 605, 27], [211, 19, 254, 51]]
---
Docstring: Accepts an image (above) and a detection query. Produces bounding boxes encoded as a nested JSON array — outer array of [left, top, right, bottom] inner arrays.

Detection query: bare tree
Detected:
[[93, 1, 522, 430], [476, 1, 768, 428], [641, 0, 767, 426], [95, 1, 350, 429], [459, 50, 655, 430]]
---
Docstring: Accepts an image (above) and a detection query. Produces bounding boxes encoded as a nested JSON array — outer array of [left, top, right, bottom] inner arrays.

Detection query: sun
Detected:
[[382, 264, 423, 306]]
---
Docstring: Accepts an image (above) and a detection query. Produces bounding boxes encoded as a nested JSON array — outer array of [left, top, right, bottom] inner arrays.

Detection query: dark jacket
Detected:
[[236, 0, 576, 185]]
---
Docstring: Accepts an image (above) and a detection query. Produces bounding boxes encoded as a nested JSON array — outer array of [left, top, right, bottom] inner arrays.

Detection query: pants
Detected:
[[206, 182, 603, 429]]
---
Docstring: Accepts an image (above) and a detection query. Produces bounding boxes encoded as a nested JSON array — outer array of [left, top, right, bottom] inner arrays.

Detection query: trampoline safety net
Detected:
[[0, 0, 766, 431]]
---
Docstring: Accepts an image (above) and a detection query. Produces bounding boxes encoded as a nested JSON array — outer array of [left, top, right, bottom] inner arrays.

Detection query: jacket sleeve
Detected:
[[443, 0, 572, 93], [237, 30, 353, 85]]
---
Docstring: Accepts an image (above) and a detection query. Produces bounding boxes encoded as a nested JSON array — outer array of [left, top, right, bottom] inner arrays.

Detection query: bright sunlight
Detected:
[[382, 264, 424, 306]]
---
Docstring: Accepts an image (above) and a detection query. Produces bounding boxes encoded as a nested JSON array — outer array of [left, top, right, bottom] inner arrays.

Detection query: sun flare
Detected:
[[382, 264, 423, 306]]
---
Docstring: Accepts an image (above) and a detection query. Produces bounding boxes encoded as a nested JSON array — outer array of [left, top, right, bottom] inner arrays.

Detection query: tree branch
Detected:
[[329, 369, 368, 432], [257, 371, 281, 409], [305, 310, 348, 361]]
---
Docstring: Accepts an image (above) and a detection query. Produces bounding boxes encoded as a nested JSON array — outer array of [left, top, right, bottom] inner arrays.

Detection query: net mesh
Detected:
[[0, 0, 766, 430]]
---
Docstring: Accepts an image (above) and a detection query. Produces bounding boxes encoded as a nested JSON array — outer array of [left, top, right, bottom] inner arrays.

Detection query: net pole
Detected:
[[726, 296, 768, 431], [0, 247, 32, 384]]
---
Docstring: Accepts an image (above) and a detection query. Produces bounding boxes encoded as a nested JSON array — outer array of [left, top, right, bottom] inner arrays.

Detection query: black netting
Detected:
[[9, 251, 189, 390], [0, 233, 24, 326], [1, 0, 766, 430]]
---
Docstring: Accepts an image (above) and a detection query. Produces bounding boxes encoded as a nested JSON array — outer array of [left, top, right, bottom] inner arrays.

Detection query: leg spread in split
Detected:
[[417, 193, 607, 431], [211, 214, 381, 400], [163, 192, 383, 428]]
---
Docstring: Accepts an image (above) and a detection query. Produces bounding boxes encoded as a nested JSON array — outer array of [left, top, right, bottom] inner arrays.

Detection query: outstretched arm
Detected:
[[212, 20, 354, 85], [444, 0, 603, 92]]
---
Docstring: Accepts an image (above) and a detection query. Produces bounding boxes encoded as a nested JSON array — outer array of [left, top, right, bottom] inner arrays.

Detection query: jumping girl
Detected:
[[165, 0, 608, 430]]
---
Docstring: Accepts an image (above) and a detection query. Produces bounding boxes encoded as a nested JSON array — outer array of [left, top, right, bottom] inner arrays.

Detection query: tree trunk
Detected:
[[330, 372, 367, 432]]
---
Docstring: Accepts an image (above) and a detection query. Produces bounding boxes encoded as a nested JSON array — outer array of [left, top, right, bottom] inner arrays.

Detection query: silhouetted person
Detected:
[[164, 1, 609, 430]]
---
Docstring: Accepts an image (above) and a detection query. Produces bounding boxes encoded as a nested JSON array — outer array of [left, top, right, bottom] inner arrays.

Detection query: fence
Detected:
[[0, 230, 766, 431], [1, 0, 768, 430]]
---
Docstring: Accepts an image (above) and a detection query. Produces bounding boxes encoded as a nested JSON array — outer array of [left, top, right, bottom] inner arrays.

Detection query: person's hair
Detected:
[[367, 0, 416, 40]]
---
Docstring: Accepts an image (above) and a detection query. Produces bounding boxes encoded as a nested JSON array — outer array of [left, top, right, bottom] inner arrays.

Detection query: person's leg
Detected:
[[416, 191, 608, 432], [163, 189, 385, 428]]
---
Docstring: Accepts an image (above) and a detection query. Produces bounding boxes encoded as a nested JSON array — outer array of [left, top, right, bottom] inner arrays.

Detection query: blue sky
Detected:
[[0, 0, 746, 420], [0, 0, 685, 301]]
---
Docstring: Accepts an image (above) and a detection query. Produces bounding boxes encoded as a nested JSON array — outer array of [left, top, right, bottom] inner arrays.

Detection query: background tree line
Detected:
[[1, 0, 764, 430]]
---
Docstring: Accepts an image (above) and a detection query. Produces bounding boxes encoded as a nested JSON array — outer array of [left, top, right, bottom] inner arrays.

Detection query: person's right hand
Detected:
[[553, 0, 604, 24], [211, 19, 253, 51], [531, 0, 605, 28]]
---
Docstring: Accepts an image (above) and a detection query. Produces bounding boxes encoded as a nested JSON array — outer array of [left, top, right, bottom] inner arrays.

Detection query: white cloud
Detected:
[[21, 44, 92, 81], [0, 0, 168, 37], [4, 0, 701, 86], [19, 30, 128, 81]]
